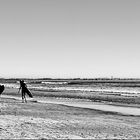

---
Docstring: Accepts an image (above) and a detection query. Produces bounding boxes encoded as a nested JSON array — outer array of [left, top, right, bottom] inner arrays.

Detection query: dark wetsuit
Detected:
[[19, 80, 27, 102]]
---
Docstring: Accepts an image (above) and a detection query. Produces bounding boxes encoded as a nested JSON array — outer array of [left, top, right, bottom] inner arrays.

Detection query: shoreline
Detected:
[[3, 87, 140, 106], [0, 94, 140, 139], [2, 94, 140, 116]]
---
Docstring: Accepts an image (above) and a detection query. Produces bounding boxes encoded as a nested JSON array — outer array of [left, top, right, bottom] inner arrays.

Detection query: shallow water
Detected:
[[2, 95, 140, 116], [38, 99, 140, 116], [1, 82, 140, 97]]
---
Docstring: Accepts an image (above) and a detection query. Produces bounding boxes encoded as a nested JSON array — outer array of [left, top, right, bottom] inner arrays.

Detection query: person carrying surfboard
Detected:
[[18, 80, 33, 103]]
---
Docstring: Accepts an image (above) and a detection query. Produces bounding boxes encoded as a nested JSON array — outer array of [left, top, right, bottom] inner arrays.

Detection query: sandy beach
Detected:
[[0, 87, 140, 139]]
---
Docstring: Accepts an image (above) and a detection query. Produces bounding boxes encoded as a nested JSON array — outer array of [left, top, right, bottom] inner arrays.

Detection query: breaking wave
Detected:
[[41, 81, 68, 85], [1, 82, 140, 97]]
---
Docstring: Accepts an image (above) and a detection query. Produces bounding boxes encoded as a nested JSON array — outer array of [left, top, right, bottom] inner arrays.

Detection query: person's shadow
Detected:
[[0, 85, 5, 95]]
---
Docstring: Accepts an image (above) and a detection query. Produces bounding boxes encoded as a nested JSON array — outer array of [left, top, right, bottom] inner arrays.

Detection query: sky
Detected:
[[0, 0, 140, 78]]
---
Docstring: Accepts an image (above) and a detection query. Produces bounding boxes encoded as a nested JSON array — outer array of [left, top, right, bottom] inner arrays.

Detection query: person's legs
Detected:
[[22, 90, 24, 103], [22, 88, 27, 103], [24, 92, 27, 103]]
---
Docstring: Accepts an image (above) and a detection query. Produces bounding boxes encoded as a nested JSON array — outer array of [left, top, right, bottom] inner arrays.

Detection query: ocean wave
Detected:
[[41, 81, 68, 85], [29, 85, 140, 94], [1, 82, 140, 96], [0, 83, 19, 88]]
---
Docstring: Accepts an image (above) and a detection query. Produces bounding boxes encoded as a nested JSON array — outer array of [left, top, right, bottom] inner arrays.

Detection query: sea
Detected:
[[1, 79, 140, 97]]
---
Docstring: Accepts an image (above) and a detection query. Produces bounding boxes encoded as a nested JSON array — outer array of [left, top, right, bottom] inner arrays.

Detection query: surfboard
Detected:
[[24, 87, 33, 98]]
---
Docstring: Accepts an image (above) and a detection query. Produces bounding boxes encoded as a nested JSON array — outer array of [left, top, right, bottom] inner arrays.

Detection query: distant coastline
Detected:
[[1, 77, 140, 81]]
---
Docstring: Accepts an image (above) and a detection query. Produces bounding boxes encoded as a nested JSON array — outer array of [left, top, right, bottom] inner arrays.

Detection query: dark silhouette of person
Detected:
[[18, 80, 33, 103], [0, 85, 5, 95]]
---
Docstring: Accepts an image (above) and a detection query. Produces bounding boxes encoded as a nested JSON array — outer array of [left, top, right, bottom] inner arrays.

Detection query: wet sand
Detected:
[[2, 94, 140, 116], [1, 92, 140, 139], [1, 87, 140, 139]]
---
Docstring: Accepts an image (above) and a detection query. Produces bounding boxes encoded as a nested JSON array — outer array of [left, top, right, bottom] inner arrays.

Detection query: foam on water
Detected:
[[42, 81, 68, 85], [1, 82, 140, 97]]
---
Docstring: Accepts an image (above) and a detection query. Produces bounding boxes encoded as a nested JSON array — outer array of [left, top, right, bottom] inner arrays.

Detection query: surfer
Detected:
[[18, 80, 33, 103]]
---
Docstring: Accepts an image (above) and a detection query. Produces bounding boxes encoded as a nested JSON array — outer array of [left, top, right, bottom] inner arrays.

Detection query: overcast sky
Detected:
[[0, 0, 140, 78]]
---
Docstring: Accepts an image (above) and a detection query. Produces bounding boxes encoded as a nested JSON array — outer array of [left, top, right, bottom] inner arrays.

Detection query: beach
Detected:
[[1, 0, 140, 138], [1, 84, 140, 139]]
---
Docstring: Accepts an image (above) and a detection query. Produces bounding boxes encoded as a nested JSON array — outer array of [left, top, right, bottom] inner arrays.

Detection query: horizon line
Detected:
[[1, 77, 140, 80]]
